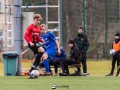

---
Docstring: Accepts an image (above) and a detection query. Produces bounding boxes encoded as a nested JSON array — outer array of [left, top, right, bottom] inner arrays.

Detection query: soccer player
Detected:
[[106, 33, 120, 76], [39, 46, 66, 76], [40, 24, 60, 75], [24, 14, 44, 74]]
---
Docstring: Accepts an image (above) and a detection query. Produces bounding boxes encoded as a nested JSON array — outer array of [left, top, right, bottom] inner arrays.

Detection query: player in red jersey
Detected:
[[24, 14, 44, 75]]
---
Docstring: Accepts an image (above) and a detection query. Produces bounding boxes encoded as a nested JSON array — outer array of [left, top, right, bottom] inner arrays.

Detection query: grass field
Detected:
[[0, 60, 120, 90], [21, 60, 118, 76], [0, 76, 120, 90], [0, 60, 113, 76]]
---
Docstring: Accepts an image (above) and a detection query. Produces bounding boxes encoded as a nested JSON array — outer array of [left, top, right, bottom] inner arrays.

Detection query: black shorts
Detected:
[[28, 42, 42, 55]]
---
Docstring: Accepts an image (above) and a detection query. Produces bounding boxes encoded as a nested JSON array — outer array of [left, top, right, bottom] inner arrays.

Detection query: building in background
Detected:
[[0, 0, 5, 51], [0, 0, 14, 51]]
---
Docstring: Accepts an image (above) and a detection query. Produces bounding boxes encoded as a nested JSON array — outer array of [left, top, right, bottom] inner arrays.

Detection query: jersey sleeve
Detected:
[[48, 32, 56, 41], [38, 34, 44, 42], [38, 26, 43, 42], [24, 25, 32, 43]]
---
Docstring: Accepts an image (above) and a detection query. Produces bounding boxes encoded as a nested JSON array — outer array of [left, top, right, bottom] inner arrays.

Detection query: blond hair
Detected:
[[40, 24, 46, 27]]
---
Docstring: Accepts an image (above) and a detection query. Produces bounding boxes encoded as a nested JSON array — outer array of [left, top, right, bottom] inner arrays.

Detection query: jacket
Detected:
[[70, 44, 81, 62], [74, 33, 89, 54]]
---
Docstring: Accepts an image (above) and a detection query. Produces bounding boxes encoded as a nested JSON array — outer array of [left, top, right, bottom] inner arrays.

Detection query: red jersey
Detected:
[[24, 24, 43, 43]]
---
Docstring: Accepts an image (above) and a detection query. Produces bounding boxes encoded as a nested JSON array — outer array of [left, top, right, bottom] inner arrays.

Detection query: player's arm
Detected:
[[38, 32, 44, 43], [24, 26, 31, 43], [24, 26, 34, 46], [55, 39, 60, 55], [84, 35, 89, 51], [38, 26, 44, 43], [49, 32, 60, 54]]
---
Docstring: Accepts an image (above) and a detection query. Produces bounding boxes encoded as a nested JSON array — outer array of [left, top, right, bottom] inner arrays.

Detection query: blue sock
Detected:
[[44, 59, 50, 73]]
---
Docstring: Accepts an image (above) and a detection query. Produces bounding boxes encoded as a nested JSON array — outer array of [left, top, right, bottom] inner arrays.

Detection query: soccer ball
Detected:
[[51, 84, 56, 89], [109, 49, 116, 56], [30, 70, 39, 78]]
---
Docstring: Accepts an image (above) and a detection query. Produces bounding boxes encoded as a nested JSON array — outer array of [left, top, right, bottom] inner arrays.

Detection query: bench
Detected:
[[22, 64, 81, 76], [49, 64, 81, 75]]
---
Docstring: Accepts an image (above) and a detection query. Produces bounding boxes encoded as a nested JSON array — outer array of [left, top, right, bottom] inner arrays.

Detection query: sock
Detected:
[[29, 65, 36, 73], [33, 52, 43, 67], [44, 59, 50, 73], [29, 52, 43, 73]]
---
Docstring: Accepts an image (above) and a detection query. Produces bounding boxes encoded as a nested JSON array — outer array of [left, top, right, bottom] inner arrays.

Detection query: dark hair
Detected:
[[77, 26, 83, 30], [115, 33, 120, 36], [68, 40, 74, 44]]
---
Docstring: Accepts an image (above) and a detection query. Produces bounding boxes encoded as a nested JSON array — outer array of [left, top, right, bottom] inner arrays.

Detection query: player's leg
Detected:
[[116, 65, 120, 76], [81, 56, 87, 74], [59, 59, 73, 76], [49, 60, 53, 73], [28, 43, 44, 73], [38, 46, 45, 53], [29, 52, 43, 73], [115, 56, 120, 76], [111, 57, 117, 74], [42, 53, 50, 73], [43, 47, 57, 74], [62, 59, 74, 74], [53, 60, 59, 75], [106, 56, 116, 76], [59, 60, 65, 73]]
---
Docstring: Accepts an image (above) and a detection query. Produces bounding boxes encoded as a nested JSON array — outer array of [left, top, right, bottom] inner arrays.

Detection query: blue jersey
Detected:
[[40, 31, 56, 50], [54, 47, 66, 60]]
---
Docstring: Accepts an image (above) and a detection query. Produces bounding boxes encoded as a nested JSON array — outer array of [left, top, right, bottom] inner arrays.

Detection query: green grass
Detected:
[[0, 60, 119, 90], [0, 76, 120, 90], [0, 60, 118, 76]]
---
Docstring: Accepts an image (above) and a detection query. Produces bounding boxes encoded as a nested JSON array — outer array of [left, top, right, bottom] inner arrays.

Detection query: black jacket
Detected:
[[74, 33, 89, 54], [70, 44, 82, 62]]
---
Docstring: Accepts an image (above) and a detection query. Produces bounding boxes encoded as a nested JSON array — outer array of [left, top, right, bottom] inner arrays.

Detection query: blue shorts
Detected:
[[45, 47, 57, 60]]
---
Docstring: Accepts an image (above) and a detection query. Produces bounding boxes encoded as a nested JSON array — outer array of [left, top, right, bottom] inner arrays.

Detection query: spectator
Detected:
[[53, 46, 66, 76], [59, 40, 81, 76], [106, 33, 120, 76], [74, 26, 89, 75]]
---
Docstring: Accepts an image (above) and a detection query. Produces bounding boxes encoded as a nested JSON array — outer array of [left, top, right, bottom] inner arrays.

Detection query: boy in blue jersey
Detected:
[[39, 46, 66, 76], [40, 24, 60, 75]]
